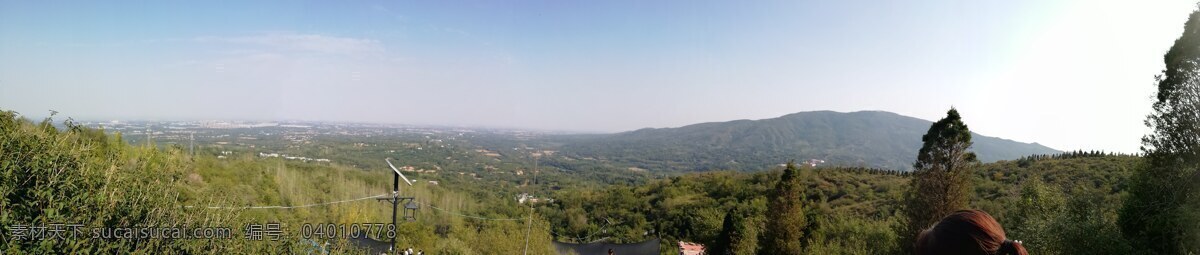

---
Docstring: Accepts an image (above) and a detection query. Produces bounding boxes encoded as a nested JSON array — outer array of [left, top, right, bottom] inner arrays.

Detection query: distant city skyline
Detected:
[[1, 0, 1196, 153]]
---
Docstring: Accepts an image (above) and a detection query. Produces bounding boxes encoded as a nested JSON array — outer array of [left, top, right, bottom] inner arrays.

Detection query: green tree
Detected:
[[900, 108, 977, 254], [708, 204, 764, 255], [1056, 189, 1132, 255], [1009, 178, 1065, 254], [709, 209, 739, 255], [1119, 7, 1200, 254], [762, 161, 811, 255]]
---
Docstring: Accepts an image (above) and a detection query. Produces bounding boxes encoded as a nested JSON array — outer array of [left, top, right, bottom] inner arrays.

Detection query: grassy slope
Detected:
[[0, 113, 559, 254]]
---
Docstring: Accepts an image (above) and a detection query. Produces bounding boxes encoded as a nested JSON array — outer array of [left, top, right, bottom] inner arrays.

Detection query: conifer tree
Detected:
[[899, 108, 977, 254], [710, 209, 740, 255], [762, 161, 809, 255]]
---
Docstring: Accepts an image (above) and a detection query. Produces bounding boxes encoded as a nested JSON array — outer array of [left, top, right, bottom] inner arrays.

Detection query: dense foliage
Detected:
[[762, 162, 812, 254], [541, 154, 1138, 255], [0, 111, 270, 253], [900, 108, 977, 254], [1120, 7, 1200, 254]]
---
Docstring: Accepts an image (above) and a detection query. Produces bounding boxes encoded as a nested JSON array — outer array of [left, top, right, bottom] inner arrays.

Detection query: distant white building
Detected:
[[803, 159, 826, 167], [517, 193, 543, 204]]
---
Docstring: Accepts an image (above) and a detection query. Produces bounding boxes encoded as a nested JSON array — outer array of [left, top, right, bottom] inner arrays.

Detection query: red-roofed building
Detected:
[[678, 241, 704, 255]]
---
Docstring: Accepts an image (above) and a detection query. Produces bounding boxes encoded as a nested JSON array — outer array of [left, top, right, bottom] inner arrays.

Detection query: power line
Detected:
[[186, 194, 389, 210], [186, 194, 527, 221], [523, 153, 537, 255], [549, 218, 612, 243], [414, 200, 523, 221]]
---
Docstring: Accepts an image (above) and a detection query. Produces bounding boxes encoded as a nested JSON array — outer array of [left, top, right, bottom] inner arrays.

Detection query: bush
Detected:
[[0, 111, 272, 253]]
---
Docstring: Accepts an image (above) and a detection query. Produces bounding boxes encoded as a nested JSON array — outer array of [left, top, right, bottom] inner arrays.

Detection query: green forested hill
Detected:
[[556, 111, 1060, 171]]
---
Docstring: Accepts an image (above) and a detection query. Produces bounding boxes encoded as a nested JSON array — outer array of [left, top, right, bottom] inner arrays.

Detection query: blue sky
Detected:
[[0, 0, 1196, 153]]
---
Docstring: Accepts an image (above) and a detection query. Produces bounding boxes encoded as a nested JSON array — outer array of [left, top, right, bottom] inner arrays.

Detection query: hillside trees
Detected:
[[709, 208, 743, 255], [708, 210, 739, 255], [708, 202, 766, 255], [1007, 178, 1064, 254], [1119, 7, 1200, 254], [899, 108, 977, 254], [761, 161, 812, 255]]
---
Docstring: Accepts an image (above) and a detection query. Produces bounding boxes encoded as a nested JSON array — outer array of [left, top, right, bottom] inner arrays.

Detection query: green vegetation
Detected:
[[541, 154, 1139, 255], [0, 112, 564, 254], [709, 204, 762, 255], [0, 111, 266, 253], [1119, 7, 1200, 254], [0, 107, 1164, 255], [900, 108, 977, 254], [762, 161, 812, 254]]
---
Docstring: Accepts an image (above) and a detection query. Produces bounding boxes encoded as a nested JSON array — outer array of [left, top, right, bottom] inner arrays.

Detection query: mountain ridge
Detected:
[[556, 110, 1060, 171]]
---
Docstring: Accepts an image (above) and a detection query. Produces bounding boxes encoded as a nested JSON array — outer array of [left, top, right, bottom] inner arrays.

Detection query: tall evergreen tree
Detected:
[[762, 161, 810, 255], [708, 204, 764, 255], [1119, 7, 1200, 254], [710, 208, 740, 255], [899, 108, 977, 254]]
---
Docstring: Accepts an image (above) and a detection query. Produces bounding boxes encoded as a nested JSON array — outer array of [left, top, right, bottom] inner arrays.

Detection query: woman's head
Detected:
[[915, 209, 1027, 255]]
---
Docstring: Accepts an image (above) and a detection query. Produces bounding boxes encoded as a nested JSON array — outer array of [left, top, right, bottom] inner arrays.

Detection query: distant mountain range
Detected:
[[555, 111, 1060, 171]]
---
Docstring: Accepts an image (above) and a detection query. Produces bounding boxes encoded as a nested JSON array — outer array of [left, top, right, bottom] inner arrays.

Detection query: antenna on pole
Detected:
[[380, 158, 417, 254], [385, 158, 414, 186]]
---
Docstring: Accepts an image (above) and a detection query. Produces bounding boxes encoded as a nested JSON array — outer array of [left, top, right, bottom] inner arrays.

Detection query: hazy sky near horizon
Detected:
[[0, 1, 1195, 153]]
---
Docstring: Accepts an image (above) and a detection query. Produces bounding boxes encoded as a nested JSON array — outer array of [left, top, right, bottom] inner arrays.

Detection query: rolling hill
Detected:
[[555, 110, 1060, 171]]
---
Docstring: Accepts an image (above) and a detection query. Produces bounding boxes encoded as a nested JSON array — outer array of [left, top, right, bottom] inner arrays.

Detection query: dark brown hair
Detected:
[[915, 209, 1028, 255]]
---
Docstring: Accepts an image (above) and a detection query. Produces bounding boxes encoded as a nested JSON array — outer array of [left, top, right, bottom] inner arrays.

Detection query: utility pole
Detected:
[[523, 153, 538, 255], [524, 202, 534, 255], [189, 132, 194, 156], [389, 169, 399, 253], [380, 158, 415, 255]]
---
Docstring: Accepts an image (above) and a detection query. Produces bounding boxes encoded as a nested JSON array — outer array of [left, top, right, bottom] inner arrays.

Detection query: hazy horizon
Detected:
[[2, 0, 1197, 153]]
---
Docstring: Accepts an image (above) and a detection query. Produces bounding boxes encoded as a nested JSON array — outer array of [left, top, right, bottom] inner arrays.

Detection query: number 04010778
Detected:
[[299, 223, 396, 239]]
